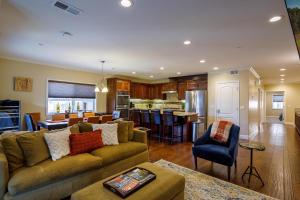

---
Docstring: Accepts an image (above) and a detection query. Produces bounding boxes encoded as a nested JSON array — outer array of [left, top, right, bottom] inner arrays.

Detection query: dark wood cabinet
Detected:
[[116, 80, 130, 92], [162, 82, 177, 92], [177, 82, 187, 100], [130, 83, 163, 99]]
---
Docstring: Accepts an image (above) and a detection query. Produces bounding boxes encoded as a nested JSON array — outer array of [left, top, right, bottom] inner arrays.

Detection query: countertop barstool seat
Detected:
[[162, 110, 184, 144], [131, 109, 141, 127], [140, 110, 151, 129]]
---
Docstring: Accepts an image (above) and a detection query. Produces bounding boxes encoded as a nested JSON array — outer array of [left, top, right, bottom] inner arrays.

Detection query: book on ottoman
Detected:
[[103, 167, 156, 198]]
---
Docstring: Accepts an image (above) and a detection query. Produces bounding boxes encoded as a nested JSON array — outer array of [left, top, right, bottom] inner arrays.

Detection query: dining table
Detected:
[[37, 120, 69, 131]]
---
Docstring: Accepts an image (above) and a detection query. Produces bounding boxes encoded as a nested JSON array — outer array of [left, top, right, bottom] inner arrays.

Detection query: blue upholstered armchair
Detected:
[[192, 123, 240, 181]]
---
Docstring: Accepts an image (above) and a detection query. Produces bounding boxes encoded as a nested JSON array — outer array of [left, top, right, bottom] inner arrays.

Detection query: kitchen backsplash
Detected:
[[130, 99, 185, 110]]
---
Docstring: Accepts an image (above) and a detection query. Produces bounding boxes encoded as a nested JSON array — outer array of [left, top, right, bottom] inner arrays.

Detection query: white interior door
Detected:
[[215, 82, 239, 125]]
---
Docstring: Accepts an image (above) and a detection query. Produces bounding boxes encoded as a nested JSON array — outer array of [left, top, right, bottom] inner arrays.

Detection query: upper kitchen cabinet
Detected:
[[162, 82, 177, 92], [130, 82, 150, 99], [116, 79, 130, 92], [177, 81, 188, 100]]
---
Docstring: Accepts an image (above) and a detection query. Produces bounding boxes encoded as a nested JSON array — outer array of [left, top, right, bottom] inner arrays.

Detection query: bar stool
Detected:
[[162, 110, 184, 144], [140, 110, 151, 129], [131, 109, 141, 127], [150, 109, 162, 141]]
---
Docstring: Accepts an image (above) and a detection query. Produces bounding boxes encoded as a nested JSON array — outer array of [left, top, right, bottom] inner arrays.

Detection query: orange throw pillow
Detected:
[[69, 129, 103, 155], [210, 120, 233, 143]]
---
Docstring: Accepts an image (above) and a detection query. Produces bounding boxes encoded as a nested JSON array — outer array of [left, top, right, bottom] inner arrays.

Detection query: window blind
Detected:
[[48, 80, 96, 99], [272, 95, 284, 102]]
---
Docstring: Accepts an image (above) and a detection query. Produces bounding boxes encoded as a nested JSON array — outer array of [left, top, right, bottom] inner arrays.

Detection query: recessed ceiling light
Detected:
[[213, 67, 219, 70], [269, 16, 282, 22], [183, 40, 191, 45], [280, 68, 286, 71], [280, 74, 285, 77], [281, 78, 285, 81], [160, 67, 165, 70], [132, 72, 136, 74], [176, 72, 181, 75], [62, 31, 73, 37], [120, 0, 133, 8], [200, 59, 206, 63], [149, 75, 154, 78], [38, 43, 44, 46]]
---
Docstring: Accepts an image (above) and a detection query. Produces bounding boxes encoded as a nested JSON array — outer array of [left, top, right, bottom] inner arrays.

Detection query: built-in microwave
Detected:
[[116, 92, 130, 108]]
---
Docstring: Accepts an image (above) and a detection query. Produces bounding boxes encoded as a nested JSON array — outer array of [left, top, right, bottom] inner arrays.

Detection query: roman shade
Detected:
[[272, 95, 284, 102], [48, 81, 96, 99]]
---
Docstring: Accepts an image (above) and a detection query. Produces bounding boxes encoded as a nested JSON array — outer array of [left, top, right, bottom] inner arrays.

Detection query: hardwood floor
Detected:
[[148, 123, 300, 200]]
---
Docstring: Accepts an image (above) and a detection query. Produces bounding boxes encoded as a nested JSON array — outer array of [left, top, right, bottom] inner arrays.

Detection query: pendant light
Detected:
[[95, 60, 109, 93]]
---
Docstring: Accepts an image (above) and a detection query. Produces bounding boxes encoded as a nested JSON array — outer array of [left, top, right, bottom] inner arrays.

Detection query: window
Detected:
[[272, 94, 284, 109], [47, 80, 96, 114]]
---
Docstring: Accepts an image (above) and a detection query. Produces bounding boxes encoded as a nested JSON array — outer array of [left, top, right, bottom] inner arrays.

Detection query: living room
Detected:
[[1, 0, 300, 200]]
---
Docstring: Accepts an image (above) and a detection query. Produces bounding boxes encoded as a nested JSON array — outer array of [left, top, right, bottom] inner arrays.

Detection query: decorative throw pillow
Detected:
[[92, 123, 119, 145], [210, 120, 233, 143], [78, 122, 93, 133], [44, 128, 71, 161], [69, 130, 103, 155], [17, 131, 50, 166], [69, 124, 80, 134], [1, 136, 24, 172]]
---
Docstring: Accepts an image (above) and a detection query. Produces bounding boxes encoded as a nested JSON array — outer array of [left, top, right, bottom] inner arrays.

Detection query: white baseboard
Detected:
[[239, 134, 249, 140]]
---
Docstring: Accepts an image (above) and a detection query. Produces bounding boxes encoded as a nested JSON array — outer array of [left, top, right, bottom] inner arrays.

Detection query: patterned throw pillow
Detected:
[[210, 120, 233, 143], [69, 130, 103, 155], [92, 123, 119, 145], [44, 128, 71, 161]]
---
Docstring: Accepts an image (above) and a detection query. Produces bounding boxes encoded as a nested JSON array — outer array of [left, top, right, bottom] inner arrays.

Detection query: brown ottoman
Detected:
[[71, 162, 185, 200]]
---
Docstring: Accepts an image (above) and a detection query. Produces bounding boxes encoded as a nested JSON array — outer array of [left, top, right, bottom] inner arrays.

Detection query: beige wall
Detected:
[[248, 71, 261, 138], [265, 91, 284, 117], [208, 70, 249, 136], [264, 83, 300, 124], [0, 58, 107, 127]]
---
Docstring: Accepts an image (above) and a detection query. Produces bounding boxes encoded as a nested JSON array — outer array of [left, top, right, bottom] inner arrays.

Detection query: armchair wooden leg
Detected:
[[194, 156, 198, 170], [227, 166, 231, 181], [234, 160, 237, 169]]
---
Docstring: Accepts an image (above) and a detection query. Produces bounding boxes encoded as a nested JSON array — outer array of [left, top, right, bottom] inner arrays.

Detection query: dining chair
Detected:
[[162, 110, 183, 144], [52, 114, 66, 121], [24, 114, 36, 131], [83, 112, 95, 118], [87, 116, 100, 124], [68, 117, 84, 126], [27, 112, 41, 131], [69, 113, 78, 118], [101, 115, 113, 123]]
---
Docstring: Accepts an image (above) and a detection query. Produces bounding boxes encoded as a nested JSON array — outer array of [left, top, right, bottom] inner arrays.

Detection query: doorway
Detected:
[[265, 91, 285, 124], [215, 81, 240, 125]]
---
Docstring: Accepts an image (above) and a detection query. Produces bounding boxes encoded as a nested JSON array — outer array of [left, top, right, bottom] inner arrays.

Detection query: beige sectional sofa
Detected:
[[0, 121, 149, 200]]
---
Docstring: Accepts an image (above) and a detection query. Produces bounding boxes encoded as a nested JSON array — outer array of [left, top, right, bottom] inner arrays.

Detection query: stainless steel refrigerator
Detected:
[[185, 90, 207, 126]]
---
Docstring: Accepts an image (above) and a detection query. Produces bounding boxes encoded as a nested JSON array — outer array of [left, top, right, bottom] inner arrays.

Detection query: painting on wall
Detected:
[[285, 0, 300, 57], [14, 77, 33, 92]]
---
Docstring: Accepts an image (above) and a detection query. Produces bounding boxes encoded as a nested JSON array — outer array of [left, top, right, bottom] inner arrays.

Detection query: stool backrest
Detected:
[[140, 110, 151, 124], [151, 110, 161, 125], [101, 115, 113, 123], [132, 110, 141, 124], [83, 112, 95, 118], [69, 113, 78, 118], [52, 114, 65, 121], [87, 116, 100, 124], [163, 110, 174, 126]]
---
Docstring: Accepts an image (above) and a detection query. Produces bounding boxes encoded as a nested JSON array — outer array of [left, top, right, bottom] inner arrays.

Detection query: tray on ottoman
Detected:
[[71, 162, 185, 200]]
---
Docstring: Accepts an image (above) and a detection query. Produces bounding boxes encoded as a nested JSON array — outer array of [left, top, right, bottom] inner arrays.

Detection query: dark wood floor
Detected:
[[148, 123, 300, 200]]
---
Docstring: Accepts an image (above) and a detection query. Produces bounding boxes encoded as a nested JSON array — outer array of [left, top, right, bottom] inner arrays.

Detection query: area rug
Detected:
[[155, 159, 276, 200]]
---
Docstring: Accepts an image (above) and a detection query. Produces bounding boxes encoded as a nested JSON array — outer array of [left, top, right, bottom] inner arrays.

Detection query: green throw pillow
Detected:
[[17, 131, 50, 166], [1, 136, 25, 172], [70, 124, 80, 133], [78, 122, 93, 133]]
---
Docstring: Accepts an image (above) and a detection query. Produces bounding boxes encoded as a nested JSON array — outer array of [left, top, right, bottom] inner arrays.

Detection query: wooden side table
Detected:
[[239, 141, 265, 186]]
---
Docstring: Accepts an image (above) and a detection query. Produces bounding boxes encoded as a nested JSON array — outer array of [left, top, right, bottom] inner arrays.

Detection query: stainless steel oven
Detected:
[[116, 92, 130, 119]]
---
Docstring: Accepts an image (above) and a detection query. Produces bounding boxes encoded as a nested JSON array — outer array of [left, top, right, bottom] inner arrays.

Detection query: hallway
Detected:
[[149, 123, 300, 200]]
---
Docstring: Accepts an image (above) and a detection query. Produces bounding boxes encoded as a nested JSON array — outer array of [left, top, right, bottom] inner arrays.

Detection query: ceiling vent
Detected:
[[230, 70, 239, 75], [54, 1, 82, 16]]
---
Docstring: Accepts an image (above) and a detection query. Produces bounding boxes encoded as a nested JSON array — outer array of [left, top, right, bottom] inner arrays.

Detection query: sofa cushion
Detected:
[[117, 121, 129, 143], [91, 142, 147, 166], [127, 121, 134, 141], [16, 131, 50, 166], [1, 136, 24, 172], [78, 122, 93, 133], [8, 153, 103, 195]]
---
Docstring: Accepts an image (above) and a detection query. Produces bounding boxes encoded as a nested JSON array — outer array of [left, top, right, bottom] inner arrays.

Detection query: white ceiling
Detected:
[[0, 0, 299, 83]]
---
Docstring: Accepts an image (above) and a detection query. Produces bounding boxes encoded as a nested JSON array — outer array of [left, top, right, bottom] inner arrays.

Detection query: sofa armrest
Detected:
[[0, 148, 9, 199], [132, 129, 147, 144]]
